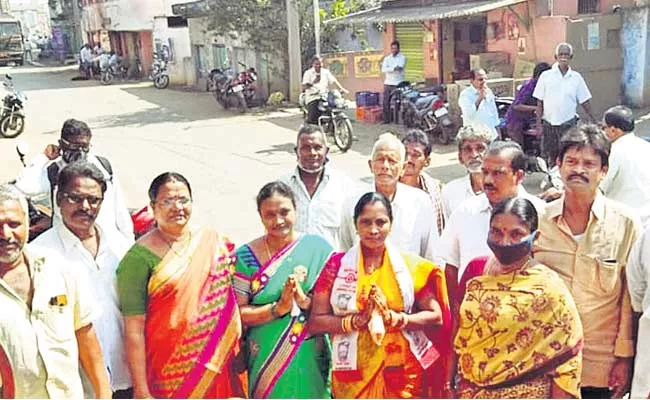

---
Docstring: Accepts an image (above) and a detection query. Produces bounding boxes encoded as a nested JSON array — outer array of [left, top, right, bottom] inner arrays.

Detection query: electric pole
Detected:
[[313, 0, 320, 56], [286, 0, 302, 102]]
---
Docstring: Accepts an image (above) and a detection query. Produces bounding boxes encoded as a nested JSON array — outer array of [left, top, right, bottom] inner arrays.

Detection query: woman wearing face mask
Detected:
[[452, 197, 583, 398], [233, 181, 334, 398], [309, 192, 452, 398]]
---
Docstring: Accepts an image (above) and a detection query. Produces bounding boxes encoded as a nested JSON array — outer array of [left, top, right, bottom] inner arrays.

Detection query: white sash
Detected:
[[329, 241, 439, 372]]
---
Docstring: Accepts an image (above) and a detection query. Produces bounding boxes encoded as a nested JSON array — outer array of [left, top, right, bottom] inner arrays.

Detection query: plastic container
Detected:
[[355, 106, 368, 121], [356, 91, 380, 107], [364, 106, 382, 124]]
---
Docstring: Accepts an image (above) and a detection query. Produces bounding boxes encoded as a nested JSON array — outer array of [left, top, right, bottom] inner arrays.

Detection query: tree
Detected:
[[205, 0, 378, 77]]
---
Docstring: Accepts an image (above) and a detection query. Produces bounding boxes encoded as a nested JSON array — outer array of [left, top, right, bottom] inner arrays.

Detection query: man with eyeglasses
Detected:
[[15, 118, 133, 241], [30, 162, 134, 398], [458, 69, 500, 141]]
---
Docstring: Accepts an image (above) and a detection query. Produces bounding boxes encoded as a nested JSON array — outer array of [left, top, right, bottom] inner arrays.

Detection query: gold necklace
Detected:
[[158, 229, 192, 256]]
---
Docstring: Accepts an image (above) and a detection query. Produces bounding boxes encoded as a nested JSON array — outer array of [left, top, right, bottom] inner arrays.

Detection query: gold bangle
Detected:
[[340, 316, 346, 333]]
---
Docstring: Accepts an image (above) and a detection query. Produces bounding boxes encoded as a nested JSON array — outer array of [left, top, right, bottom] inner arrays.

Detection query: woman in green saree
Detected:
[[234, 181, 334, 399]]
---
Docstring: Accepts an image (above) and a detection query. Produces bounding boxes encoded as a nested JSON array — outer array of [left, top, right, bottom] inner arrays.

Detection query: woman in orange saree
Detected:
[[309, 192, 452, 398], [117, 172, 247, 399]]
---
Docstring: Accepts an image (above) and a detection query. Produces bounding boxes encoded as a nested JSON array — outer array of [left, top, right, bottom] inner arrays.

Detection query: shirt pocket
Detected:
[[315, 201, 341, 229], [594, 257, 621, 294], [39, 303, 76, 343]]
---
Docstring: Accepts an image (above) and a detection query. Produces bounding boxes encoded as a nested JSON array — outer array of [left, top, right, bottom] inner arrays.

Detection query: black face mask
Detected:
[[487, 231, 536, 266], [61, 148, 88, 163]]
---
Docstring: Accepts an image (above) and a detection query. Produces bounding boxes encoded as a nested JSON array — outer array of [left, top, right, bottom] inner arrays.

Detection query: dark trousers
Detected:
[[581, 387, 613, 399], [542, 118, 577, 167], [307, 99, 321, 124], [383, 84, 398, 123], [113, 387, 134, 399]]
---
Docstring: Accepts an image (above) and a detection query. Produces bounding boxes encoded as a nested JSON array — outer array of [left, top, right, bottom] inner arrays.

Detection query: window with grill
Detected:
[[578, 0, 600, 14]]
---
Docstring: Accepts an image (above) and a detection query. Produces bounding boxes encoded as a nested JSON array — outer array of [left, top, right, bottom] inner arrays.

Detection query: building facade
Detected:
[[326, 0, 637, 116], [9, 0, 51, 41], [80, 0, 192, 82]]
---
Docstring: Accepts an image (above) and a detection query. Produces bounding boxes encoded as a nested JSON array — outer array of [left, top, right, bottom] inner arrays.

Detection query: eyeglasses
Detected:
[[61, 192, 103, 207], [60, 138, 91, 152], [156, 197, 191, 208]]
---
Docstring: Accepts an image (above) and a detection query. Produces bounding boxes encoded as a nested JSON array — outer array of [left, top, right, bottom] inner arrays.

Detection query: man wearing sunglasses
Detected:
[[15, 119, 133, 241], [30, 162, 134, 398]]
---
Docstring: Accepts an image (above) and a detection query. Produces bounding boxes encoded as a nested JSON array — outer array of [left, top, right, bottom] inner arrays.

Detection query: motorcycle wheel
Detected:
[[333, 118, 353, 153], [403, 105, 418, 128], [154, 75, 169, 89], [0, 114, 25, 138], [236, 91, 248, 113], [100, 72, 113, 85]]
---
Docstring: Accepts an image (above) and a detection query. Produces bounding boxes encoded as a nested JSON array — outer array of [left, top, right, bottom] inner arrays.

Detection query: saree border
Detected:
[[251, 313, 309, 398], [147, 229, 204, 295], [173, 290, 241, 398]]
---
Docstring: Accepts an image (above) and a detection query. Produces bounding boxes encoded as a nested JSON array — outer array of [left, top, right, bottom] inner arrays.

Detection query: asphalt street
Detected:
[[2, 65, 649, 243]]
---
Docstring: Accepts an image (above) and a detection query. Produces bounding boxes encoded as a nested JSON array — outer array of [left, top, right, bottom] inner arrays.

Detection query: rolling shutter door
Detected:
[[395, 23, 424, 83]]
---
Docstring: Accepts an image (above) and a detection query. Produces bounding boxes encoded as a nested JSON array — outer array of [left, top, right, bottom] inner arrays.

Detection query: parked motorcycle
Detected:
[[402, 84, 455, 145], [100, 63, 128, 85], [300, 90, 353, 152], [150, 54, 170, 89], [211, 62, 260, 112], [0, 75, 26, 139]]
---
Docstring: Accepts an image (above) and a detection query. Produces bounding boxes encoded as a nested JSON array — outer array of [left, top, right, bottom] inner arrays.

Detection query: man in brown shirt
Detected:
[[534, 125, 641, 399]]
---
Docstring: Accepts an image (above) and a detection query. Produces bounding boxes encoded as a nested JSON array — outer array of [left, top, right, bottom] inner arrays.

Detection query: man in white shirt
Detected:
[[0, 184, 110, 399], [534, 42, 595, 167], [80, 44, 94, 77], [626, 224, 650, 399], [438, 141, 544, 315], [601, 105, 650, 224], [381, 40, 406, 124], [30, 162, 133, 398], [441, 125, 492, 219], [280, 125, 355, 249], [458, 69, 499, 140], [340, 133, 439, 260], [15, 119, 134, 241], [302, 56, 348, 124]]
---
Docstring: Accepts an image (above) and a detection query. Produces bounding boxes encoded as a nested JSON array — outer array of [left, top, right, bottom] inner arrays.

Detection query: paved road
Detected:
[[3, 65, 649, 243]]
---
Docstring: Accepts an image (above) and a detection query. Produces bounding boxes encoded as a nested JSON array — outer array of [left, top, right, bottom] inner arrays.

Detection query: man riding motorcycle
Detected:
[[301, 56, 348, 124]]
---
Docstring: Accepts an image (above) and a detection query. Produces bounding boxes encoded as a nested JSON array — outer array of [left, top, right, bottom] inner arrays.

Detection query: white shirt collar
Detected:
[[55, 220, 107, 256], [551, 62, 574, 77]]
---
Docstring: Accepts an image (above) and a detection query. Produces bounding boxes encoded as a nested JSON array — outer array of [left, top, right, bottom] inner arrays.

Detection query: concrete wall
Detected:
[[153, 16, 192, 85], [622, 6, 650, 107], [82, 0, 162, 32], [187, 17, 287, 95], [565, 14, 624, 116], [321, 50, 385, 98]]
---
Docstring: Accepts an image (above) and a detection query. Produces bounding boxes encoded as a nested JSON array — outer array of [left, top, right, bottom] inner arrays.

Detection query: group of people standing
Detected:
[[2, 46, 650, 400]]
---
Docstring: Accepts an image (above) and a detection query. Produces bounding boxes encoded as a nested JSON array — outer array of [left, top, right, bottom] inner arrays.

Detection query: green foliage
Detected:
[[205, 0, 378, 77]]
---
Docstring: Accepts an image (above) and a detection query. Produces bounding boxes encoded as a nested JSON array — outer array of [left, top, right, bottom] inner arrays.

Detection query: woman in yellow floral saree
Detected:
[[454, 197, 583, 399], [310, 192, 451, 399]]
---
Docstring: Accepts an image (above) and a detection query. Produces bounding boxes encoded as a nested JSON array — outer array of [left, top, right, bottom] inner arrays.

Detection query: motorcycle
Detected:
[[100, 63, 128, 85], [150, 54, 170, 89], [402, 84, 455, 145], [0, 75, 26, 139], [300, 90, 353, 152], [496, 96, 544, 170], [211, 62, 260, 112]]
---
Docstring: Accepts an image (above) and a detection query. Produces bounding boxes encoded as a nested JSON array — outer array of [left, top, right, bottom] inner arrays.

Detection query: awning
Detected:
[[171, 0, 210, 18], [325, 0, 527, 24]]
